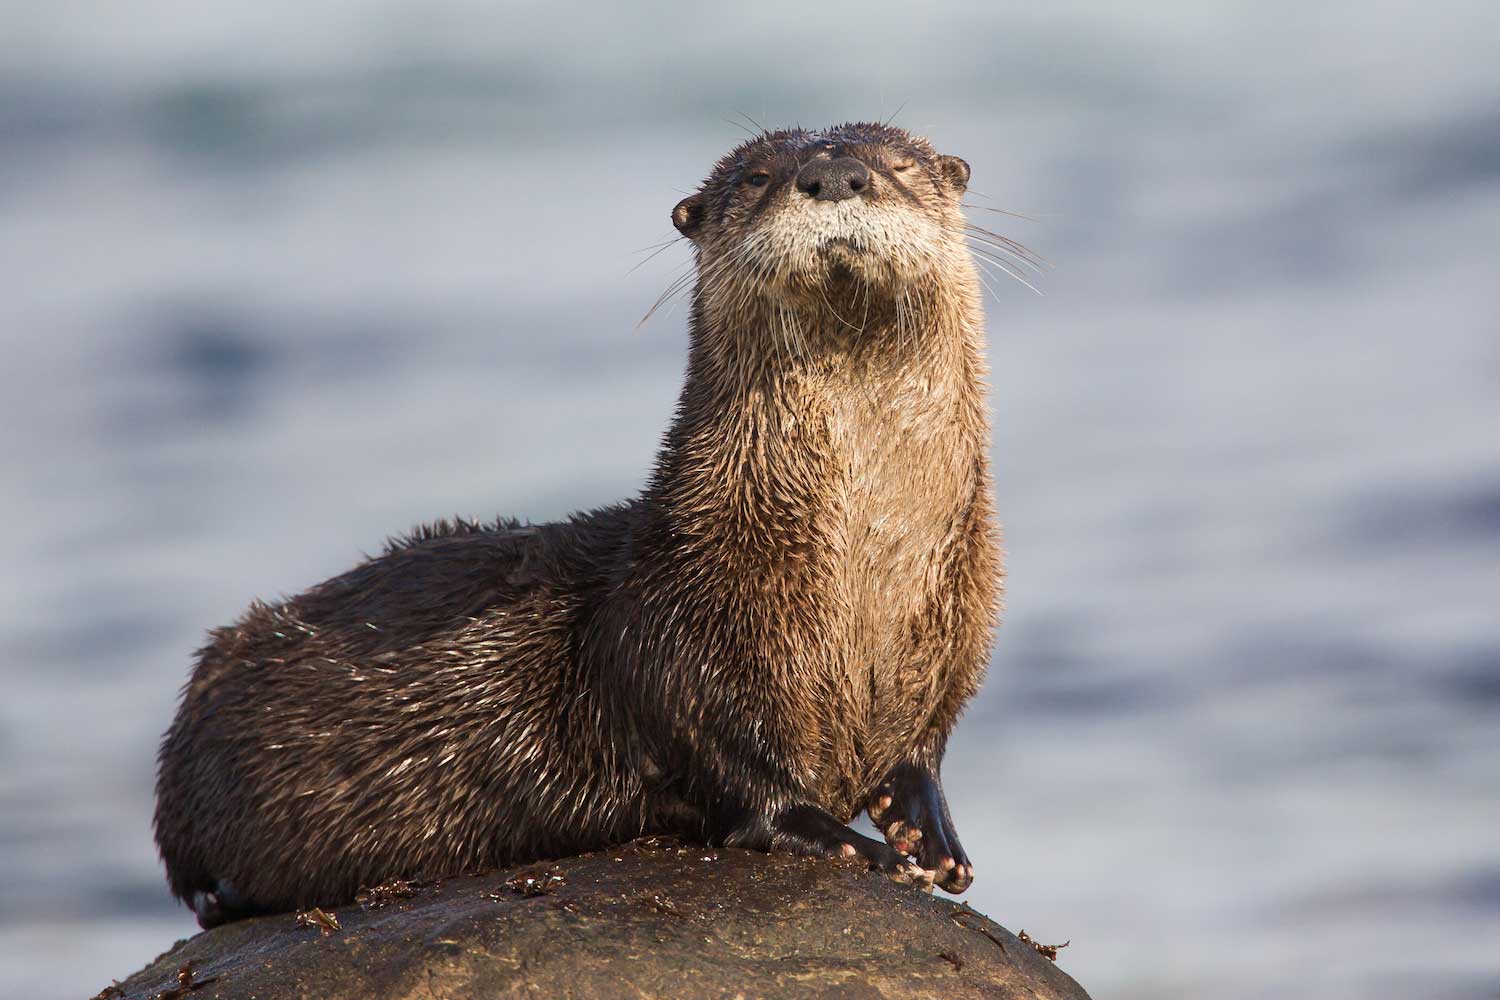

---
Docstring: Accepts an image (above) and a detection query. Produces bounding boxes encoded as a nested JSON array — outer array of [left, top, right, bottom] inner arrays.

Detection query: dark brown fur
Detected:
[[154, 122, 1003, 925]]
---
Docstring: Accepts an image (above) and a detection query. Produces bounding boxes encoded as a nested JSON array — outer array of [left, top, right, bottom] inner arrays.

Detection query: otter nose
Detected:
[[795, 156, 871, 202]]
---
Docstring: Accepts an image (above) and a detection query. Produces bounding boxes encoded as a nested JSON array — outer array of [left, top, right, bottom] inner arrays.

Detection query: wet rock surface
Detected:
[[105, 840, 1092, 999]]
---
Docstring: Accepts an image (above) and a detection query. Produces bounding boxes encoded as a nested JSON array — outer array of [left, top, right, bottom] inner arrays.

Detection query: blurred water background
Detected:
[[2, 2, 1498, 997]]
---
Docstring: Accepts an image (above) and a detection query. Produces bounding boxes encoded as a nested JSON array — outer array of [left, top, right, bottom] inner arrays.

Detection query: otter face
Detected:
[[672, 122, 972, 306]]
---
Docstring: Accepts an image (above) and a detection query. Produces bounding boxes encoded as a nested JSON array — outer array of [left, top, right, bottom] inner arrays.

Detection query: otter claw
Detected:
[[867, 763, 973, 893], [884, 819, 923, 853], [896, 862, 938, 886]]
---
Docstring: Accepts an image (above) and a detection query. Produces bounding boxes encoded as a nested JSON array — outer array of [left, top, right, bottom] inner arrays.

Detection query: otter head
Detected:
[[671, 122, 973, 318]]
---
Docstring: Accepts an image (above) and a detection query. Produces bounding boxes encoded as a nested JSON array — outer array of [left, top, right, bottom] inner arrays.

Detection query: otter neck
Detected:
[[644, 277, 987, 561]]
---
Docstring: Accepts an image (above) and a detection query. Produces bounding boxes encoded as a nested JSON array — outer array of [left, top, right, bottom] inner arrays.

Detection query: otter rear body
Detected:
[[155, 122, 1006, 925]]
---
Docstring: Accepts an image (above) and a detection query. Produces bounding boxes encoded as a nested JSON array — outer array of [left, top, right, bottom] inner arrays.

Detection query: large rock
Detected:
[[104, 839, 1091, 999]]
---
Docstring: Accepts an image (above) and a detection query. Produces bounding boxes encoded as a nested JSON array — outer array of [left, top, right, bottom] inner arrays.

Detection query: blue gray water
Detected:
[[2, 3, 1498, 997]]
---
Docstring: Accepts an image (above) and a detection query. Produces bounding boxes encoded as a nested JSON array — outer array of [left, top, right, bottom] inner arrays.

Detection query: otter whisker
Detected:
[[963, 224, 1043, 256], [896, 287, 916, 361], [644, 231, 768, 329], [965, 235, 1047, 277], [968, 259, 1008, 305], [965, 239, 1048, 289], [723, 117, 759, 138], [772, 299, 798, 364], [970, 250, 1041, 295], [718, 234, 775, 321], [638, 267, 699, 328], [964, 237, 1047, 274], [968, 249, 1043, 297], [632, 236, 685, 255], [963, 225, 1050, 269], [966, 226, 1050, 268], [775, 302, 796, 366], [734, 111, 768, 136], [817, 285, 864, 334], [627, 236, 687, 276], [705, 232, 771, 301], [961, 203, 1041, 223], [789, 297, 811, 363]]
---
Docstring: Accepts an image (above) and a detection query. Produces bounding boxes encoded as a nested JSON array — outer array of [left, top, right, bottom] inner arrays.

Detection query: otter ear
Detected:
[[937, 155, 971, 192], [672, 193, 707, 239]]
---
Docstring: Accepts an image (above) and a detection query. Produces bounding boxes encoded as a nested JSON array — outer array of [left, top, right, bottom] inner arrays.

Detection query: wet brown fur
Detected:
[[154, 122, 1003, 922]]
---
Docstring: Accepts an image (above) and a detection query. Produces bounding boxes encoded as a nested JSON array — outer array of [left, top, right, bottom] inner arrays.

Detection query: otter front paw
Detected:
[[868, 763, 973, 892]]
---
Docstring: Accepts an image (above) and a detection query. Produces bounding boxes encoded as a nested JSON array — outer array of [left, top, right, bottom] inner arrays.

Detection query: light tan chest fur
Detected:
[[805, 365, 979, 801]]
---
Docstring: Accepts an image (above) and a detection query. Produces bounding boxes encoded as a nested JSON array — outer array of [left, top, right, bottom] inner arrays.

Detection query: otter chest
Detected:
[[813, 376, 975, 800]]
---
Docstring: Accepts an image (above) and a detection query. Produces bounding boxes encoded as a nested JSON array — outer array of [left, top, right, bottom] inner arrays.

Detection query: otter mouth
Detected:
[[817, 237, 873, 271], [817, 239, 870, 288], [819, 237, 865, 255]]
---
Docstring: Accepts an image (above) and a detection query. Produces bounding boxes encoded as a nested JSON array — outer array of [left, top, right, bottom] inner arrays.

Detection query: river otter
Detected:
[[154, 121, 1004, 928]]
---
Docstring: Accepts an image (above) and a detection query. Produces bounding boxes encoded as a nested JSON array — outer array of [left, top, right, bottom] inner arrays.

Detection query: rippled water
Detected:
[[2, 3, 1498, 997]]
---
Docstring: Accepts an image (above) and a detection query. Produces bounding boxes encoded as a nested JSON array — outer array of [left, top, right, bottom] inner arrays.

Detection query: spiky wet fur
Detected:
[[154, 122, 1003, 922]]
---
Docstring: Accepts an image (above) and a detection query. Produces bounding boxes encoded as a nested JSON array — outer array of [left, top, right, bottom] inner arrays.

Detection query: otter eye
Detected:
[[746, 172, 770, 188], [893, 160, 915, 173]]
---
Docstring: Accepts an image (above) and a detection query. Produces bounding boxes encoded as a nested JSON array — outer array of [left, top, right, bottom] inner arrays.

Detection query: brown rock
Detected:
[[109, 841, 1091, 999]]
